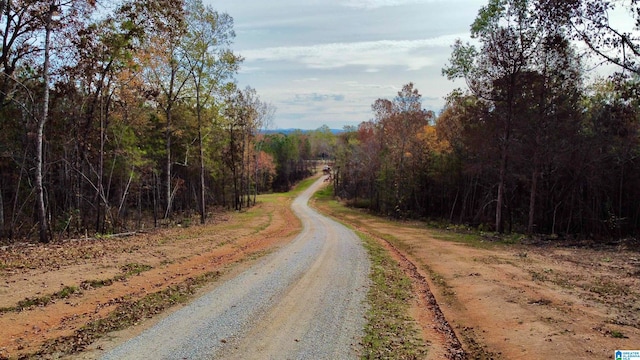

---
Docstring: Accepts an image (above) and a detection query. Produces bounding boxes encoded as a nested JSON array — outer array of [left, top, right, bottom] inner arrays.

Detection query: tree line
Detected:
[[333, 0, 640, 239], [0, 0, 320, 243], [4, 0, 638, 243]]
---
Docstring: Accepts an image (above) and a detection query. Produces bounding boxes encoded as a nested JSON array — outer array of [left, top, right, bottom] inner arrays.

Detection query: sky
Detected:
[[208, 0, 486, 130]]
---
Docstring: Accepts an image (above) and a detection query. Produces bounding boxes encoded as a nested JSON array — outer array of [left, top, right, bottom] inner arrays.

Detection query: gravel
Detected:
[[100, 178, 371, 360]]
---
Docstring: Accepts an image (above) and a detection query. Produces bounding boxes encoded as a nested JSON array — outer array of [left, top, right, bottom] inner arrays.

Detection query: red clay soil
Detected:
[[327, 206, 640, 359], [4, 186, 640, 360], [0, 197, 300, 359]]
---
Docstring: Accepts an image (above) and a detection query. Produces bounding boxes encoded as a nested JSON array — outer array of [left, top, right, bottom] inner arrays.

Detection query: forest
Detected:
[[0, 0, 323, 242], [1, 0, 639, 243], [333, 0, 640, 239]]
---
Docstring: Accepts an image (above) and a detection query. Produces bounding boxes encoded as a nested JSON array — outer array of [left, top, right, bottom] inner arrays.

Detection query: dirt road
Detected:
[[100, 177, 370, 359], [5, 175, 637, 359]]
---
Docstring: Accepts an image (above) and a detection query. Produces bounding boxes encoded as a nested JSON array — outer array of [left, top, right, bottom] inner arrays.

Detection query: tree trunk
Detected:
[[153, 171, 158, 227], [0, 182, 4, 238], [528, 161, 539, 234], [35, 6, 53, 243], [197, 107, 206, 224], [230, 124, 239, 211], [253, 153, 258, 206], [527, 168, 538, 234], [496, 150, 507, 233], [96, 97, 105, 233], [164, 106, 172, 219]]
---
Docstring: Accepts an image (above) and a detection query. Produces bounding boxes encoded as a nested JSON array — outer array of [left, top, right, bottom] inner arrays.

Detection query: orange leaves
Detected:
[[417, 125, 451, 154]]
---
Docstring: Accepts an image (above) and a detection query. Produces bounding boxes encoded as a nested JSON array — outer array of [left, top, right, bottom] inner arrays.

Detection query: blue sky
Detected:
[[208, 0, 487, 130]]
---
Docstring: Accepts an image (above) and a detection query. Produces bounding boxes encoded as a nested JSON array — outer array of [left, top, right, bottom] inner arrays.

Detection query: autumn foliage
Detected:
[[334, 0, 640, 239], [0, 0, 293, 242]]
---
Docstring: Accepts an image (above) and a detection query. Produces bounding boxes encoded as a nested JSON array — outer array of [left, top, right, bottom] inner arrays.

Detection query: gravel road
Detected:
[[101, 177, 371, 360]]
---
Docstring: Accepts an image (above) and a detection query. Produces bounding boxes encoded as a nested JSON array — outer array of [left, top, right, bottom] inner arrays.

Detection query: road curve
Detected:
[[101, 177, 371, 360]]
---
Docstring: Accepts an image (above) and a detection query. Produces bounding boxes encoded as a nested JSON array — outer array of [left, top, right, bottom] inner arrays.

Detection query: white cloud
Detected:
[[292, 77, 320, 83], [211, 0, 486, 129], [342, 0, 436, 9], [238, 65, 262, 74], [341, 0, 483, 9], [241, 34, 469, 72]]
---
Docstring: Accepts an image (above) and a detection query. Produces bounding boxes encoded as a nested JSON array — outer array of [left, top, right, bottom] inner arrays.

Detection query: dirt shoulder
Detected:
[[0, 195, 301, 359], [4, 181, 640, 360], [313, 200, 640, 359]]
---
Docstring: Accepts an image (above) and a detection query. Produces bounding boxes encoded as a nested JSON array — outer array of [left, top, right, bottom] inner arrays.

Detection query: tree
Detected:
[[222, 87, 259, 210], [0, 0, 275, 242], [332, 84, 434, 217], [309, 125, 336, 161], [33, 0, 96, 242], [444, 0, 554, 232], [67, 4, 150, 233], [184, 0, 240, 223], [383, 83, 433, 216], [538, 0, 640, 75], [139, 0, 189, 219], [0, 0, 44, 109], [262, 131, 311, 193]]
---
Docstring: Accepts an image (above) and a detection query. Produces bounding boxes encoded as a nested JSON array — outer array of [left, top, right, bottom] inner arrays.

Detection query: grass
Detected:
[[0, 285, 80, 314], [289, 176, 320, 197], [231, 176, 317, 231], [14, 178, 314, 357], [423, 225, 525, 249], [312, 186, 427, 358], [121, 263, 153, 277], [358, 231, 428, 359], [314, 184, 512, 251], [5, 178, 316, 358], [610, 330, 627, 339], [25, 271, 223, 359], [0, 263, 154, 314]]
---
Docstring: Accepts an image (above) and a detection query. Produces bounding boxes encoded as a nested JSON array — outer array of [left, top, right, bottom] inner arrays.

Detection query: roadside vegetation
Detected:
[[359, 231, 428, 359], [314, 185, 428, 359]]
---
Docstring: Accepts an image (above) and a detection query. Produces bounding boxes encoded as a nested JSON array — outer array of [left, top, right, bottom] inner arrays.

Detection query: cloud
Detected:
[[290, 93, 347, 103], [241, 34, 469, 72], [292, 77, 320, 83], [342, 0, 436, 9], [341, 80, 399, 91], [341, 0, 485, 9], [238, 65, 262, 74]]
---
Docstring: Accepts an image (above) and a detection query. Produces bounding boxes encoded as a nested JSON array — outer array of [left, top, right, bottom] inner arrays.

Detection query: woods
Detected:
[[2, 0, 639, 242], [0, 0, 318, 242], [334, 0, 640, 239]]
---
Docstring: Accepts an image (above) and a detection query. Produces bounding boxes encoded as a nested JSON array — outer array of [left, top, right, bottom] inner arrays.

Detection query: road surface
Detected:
[[101, 177, 371, 359]]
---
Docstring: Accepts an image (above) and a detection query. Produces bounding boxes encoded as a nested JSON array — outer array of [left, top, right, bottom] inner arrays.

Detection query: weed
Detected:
[[358, 232, 428, 359], [80, 279, 113, 289], [611, 330, 627, 338], [531, 271, 548, 282], [56, 286, 79, 299], [26, 271, 223, 358], [0, 286, 79, 314], [121, 263, 152, 277]]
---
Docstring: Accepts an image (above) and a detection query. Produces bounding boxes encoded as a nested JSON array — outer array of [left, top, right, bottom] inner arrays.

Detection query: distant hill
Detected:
[[261, 128, 344, 135]]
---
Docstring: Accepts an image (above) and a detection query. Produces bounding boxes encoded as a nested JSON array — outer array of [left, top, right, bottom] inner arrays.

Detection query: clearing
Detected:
[[313, 193, 640, 359], [1, 177, 639, 359]]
